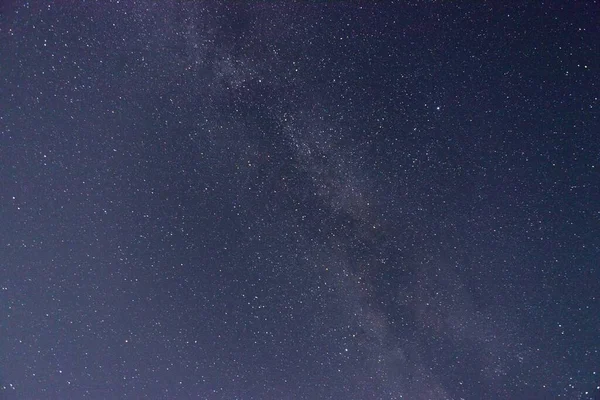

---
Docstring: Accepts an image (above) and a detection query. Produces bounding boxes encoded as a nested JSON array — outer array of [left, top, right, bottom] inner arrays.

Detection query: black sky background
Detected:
[[1, 1, 599, 399]]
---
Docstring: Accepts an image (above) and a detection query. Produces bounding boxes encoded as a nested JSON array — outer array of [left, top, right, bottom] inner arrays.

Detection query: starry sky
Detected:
[[1, 1, 599, 399]]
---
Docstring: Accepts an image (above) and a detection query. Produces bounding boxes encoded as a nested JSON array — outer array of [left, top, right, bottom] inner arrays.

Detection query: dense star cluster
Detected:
[[1, 1, 599, 399]]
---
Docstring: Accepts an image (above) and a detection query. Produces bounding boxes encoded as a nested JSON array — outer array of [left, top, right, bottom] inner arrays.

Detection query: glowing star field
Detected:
[[1, 2, 598, 399]]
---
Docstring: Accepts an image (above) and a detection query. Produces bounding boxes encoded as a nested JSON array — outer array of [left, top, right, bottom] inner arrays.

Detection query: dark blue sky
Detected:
[[1, 1, 599, 399]]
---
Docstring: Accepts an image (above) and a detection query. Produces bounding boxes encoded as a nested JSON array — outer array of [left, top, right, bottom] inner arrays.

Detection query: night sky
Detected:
[[1, 2, 599, 399]]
